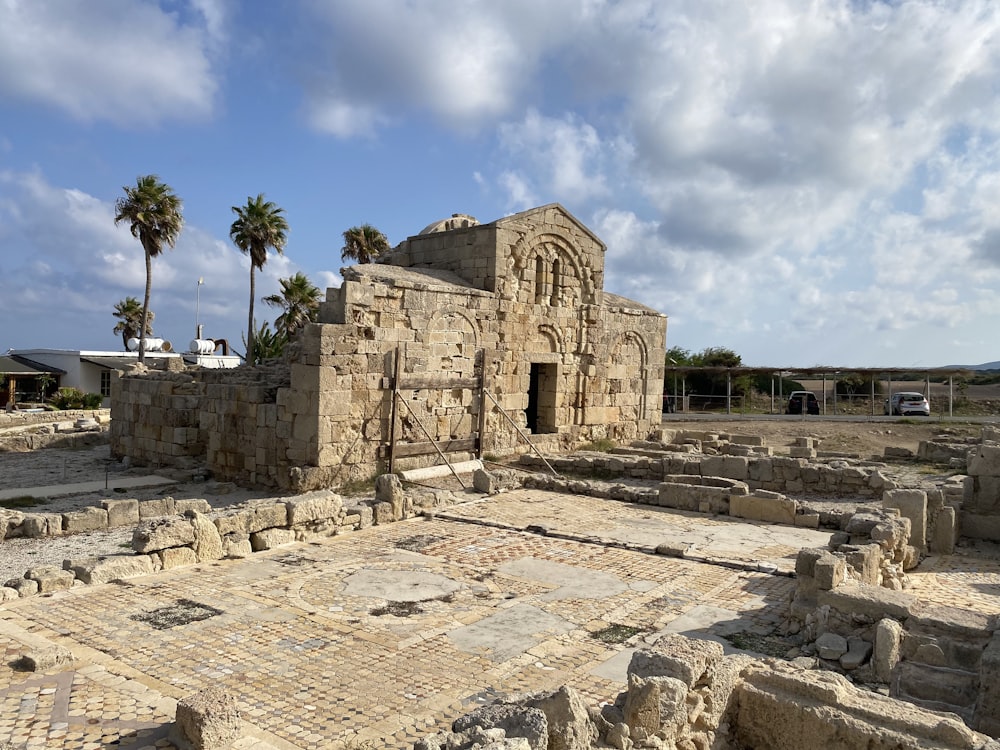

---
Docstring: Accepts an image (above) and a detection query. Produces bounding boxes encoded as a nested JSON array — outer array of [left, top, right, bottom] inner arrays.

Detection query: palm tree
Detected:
[[263, 272, 321, 338], [112, 296, 154, 351], [341, 224, 389, 265], [114, 175, 183, 364], [230, 194, 289, 366], [241, 320, 288, 364]]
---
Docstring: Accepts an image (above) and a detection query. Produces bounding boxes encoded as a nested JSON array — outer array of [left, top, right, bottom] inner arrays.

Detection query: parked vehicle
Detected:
[[884, 392, 930, 416], [787, 391, 820, 415]]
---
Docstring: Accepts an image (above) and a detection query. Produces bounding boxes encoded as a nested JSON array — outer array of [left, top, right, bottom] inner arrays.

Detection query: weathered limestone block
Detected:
[[20, 646, 74, 672], [841, 544, 881, 586], [174, 687, 242, 750], [63, 555, 155, 584], [975, 633, 1000, 737], [214, 509, 251, 536], [629, 633, 724, 688], [5, 578, 38, 597], [0, 587, 19, 601], [62, 507, 109, 533], [623, 672, 687, 738], [132, 516, 196, 553], [159, 547, 198, 569], [815, 632, 849, 660], [893, 661, 980, 719], [874, 618, 903, 683], [175, 498, 211, 514], [729, 493, 796, 524], [818, 583, 916, 622], [190, 513, 224, 562], [840, 637, 873, 670], [249, 503, 288, 532], [221, 536, 252, 558], [344, 504, 373, 529], [371, 501, 395, 525], [700, 455, 749, 480], [735, 665, 981, 750], [21, 513, 63, 538], [814, 552, 847, 591], [101, 498, 140, 527], [250, 528, 295, 551], [520, 685, 596, 750], [139, 497, 176, 519], [882, 489, 928, 550], [960, 512, 1000, 541], [286, 491, 344, 525], [376, 473, 408, 519], [26, 565, 75, 593], [930, 505, 958, 555], [968, 444, 1000, 476], [451, 703, 548, 750]]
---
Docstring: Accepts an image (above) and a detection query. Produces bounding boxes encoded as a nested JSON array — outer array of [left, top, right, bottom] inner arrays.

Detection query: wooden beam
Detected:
[[378, 436, 478, 459], [389, 376, 481, 391]]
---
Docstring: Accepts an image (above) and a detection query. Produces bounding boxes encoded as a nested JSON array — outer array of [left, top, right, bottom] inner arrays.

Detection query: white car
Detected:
[[884, 392, 930, 416]]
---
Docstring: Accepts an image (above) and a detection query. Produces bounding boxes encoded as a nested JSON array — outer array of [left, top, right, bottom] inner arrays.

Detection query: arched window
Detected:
[[534, 256, 547, 304], [550, 258, 561, 306]]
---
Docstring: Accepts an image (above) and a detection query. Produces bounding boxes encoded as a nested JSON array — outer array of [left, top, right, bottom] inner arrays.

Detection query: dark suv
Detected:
[[787, 391, 820, 415]]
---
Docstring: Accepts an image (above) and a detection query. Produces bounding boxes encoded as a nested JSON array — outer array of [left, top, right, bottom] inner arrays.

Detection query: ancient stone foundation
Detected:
[[418, 633, 998, 750]]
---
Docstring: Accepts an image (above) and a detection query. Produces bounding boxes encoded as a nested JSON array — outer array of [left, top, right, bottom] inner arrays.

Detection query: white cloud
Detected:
[[0, 0, 219, 125]]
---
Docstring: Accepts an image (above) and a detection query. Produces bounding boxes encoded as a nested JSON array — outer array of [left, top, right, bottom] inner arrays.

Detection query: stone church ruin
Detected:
[[110, 204, 667, 490]]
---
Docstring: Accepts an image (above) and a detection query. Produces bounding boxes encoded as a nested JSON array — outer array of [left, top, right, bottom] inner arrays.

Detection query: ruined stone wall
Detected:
[[793, 546, 1000, 734], [420, 632, 997, 749], [964, 444, 1000, 542]]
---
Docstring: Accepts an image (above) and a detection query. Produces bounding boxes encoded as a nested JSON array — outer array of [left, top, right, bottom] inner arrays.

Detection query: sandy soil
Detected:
[[664, 418, 983, 457]]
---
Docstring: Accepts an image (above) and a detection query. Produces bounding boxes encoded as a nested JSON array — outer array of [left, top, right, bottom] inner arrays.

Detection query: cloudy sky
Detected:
[[2, 0, 999, 367]]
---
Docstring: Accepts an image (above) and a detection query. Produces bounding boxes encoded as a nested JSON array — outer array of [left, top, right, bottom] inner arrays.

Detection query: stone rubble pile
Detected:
[[416, 633, 998, 750]]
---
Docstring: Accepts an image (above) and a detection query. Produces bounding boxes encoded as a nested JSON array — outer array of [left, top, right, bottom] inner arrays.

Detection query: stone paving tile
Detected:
[[434, 488, 831, 572], [904, 550, 1000, 616], [0, 488, 987, 748]]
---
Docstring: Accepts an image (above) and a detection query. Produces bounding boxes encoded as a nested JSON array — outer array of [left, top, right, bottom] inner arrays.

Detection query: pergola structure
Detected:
[[662, 365, 984, 416], [0, 355, 64, 408]]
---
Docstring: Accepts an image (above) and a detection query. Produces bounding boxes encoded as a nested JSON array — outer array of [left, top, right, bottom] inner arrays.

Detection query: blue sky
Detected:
[[2, 0, 1000, 367]]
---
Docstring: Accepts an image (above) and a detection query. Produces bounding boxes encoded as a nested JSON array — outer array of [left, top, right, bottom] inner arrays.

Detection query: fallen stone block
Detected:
[[63, 555, 156, 584], [159, 547, 197, 570], [101, 498, 140, 527], [175, 498, 211, 515], [249, 502, 288, 533], [26, 565, 75, 593], [286, 491, 344, 525], [21, 513, 63, 538], [138, 497, 176, 519], [19, 646, 74, 672], [189, 513, 223, 562], [629, 633, 723, 688], [376, 473, 408, 517], [62, 507, 109, 533], [5, 578, 38, 597], [132, 515, 196, 553], [250, 528, 295, 551], [174, 687, 242, 750], [221, 536, 252, 558], [729, 493, 797, 524], [452, 702, 548, 750]]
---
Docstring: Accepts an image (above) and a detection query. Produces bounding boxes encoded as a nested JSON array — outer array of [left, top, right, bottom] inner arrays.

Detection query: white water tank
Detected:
[[126, 337, 169, 352], [189, 339, 216, 355]]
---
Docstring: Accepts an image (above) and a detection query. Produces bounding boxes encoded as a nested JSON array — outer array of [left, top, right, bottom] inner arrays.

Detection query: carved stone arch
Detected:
[[511, 231, 596, 306], [611, 331, 650, 423], [424, 307, 480, 373], [426, 307, 480, 347], [530, 323, 564, 358]]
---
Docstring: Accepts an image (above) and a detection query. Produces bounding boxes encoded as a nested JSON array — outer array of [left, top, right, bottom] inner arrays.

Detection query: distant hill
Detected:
[[943, 361, 1000, 371]]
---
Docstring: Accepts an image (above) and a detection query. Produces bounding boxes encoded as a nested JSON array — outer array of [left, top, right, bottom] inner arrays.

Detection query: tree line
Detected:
[[111, 175, 390, 366]]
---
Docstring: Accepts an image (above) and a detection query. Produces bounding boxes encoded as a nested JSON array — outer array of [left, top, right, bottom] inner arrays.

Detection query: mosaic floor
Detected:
[[0, 489, 993, 748]]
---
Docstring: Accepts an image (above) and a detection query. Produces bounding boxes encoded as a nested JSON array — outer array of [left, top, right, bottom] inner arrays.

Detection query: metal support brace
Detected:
[[483, 390, 560, 477]]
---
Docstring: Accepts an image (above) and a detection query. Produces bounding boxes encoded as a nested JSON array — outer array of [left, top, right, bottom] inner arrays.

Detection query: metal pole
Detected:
[[822, 374, 826, 415], [195, 277, 204, 337], [726, 371, 731, 415], [949, 376, 954, 417]]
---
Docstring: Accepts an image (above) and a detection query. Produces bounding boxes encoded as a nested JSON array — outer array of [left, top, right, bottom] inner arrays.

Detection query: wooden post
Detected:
[[387, 347, 402, 474]]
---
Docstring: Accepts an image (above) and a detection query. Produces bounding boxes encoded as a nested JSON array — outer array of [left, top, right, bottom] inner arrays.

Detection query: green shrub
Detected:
[[51, 387, 103, 410]]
